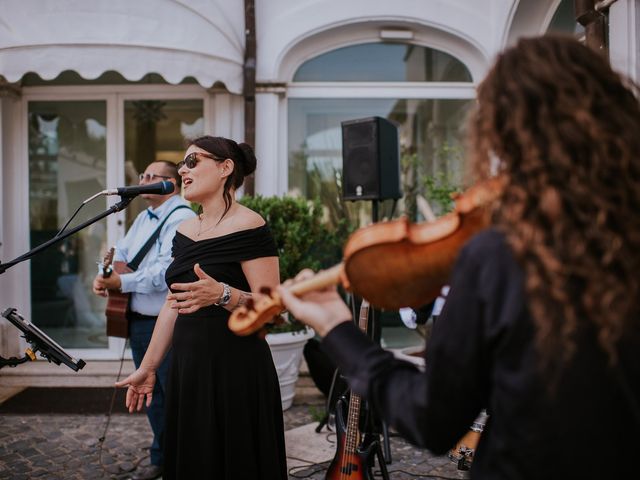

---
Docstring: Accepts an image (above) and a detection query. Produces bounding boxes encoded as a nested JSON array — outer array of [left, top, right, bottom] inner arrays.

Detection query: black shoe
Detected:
[[131, 464, 163, 480]]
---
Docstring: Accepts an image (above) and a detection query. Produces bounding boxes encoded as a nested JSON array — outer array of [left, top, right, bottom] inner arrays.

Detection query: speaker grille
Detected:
[[342, 116, 401, 201]]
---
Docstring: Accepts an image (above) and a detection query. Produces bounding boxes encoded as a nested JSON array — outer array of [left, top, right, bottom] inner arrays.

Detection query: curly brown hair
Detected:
[[467, 35, 640, 369]]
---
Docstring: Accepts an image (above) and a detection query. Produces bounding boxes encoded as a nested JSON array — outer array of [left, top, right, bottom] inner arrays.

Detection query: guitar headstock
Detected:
[[228, 288, 285, 336], [101, 247, 115, 277], [357, 299, 370, 332]]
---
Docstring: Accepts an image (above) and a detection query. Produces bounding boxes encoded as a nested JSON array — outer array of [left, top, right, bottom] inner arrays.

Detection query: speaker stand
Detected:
[[368, 199, 393, 462], [315, 369, 346, 433], [372, 199, 379, 226]]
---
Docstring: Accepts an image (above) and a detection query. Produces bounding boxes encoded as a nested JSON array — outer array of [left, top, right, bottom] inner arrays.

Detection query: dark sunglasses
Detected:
[[177, 152, 222, 170]]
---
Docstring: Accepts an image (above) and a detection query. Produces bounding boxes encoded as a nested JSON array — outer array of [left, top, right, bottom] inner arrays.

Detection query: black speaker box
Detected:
[[341, 116, 402, 201]]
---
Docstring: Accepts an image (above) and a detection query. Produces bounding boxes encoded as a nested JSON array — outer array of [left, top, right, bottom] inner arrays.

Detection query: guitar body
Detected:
[[102, 254, 132, 338], [325, 398, 375, 480]]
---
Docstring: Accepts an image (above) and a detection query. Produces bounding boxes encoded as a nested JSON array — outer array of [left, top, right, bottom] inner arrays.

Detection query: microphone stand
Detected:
[[0, 352, 32, 369], [0, 197, 132, 275], [0, 196, 133, 369]]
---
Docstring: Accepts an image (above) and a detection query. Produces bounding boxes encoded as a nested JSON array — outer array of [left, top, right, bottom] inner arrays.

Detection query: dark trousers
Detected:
[[129, 313, 171, 467]]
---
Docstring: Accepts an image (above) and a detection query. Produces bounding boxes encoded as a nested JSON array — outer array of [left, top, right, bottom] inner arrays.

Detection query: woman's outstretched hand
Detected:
[[276, 269, 352, 337], [115, 368, 157, 413], [168, 263, 221, 314]]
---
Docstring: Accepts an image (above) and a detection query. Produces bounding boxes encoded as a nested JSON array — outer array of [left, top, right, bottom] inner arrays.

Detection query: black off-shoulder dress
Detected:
[[163, 225, 287, 480]]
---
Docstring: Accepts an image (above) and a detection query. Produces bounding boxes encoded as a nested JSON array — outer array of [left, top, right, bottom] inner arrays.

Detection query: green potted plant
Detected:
[[239, 194, 350, 409]]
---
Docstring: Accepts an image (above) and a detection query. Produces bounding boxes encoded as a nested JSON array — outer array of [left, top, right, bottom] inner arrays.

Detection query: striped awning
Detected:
[[0, 0, 245, 92]]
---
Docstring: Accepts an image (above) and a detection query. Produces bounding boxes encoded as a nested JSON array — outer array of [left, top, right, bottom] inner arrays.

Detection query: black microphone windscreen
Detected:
[[161, 180, 175, 194]]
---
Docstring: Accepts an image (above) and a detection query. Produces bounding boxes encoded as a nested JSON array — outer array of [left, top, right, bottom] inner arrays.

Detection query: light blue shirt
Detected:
[[114, 195, 196, 316]]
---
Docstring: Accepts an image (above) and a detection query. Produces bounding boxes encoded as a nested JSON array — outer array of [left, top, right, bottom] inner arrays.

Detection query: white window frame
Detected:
[[287, 82, 476, 99], [284, 81, 477, 195]]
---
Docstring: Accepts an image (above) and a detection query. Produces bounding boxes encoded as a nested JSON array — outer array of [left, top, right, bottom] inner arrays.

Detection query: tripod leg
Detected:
[[381, 420, 392, 464], [315, 413, 328, 433], [316, 369, 343, 433], [375, 439, 391, 480], [361, 394, 392, 464]]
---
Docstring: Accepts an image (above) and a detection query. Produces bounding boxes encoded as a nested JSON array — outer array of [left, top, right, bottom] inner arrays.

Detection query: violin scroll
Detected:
[[228, 295, 286, 336], [228, 264, 346, 336]]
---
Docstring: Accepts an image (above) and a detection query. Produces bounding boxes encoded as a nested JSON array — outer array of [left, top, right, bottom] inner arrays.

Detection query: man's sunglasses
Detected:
[[138, 173, 171, 182], [177, 152, 222, 170]]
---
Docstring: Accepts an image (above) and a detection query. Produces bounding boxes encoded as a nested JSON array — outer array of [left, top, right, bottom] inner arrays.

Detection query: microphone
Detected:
[[102, 181, 174, 197], [2, 308, 86, 371]]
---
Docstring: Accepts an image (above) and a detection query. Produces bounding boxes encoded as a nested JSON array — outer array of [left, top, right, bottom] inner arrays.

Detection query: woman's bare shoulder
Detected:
[[233, 203, 266, 229], [177, 215, 199, 235]]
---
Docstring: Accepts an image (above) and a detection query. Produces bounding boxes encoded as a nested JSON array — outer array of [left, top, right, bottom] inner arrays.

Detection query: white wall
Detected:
[[505, 0, 561, 46], [255, 0, 522, 83], [610, 0, 640, 82], [0, 96, 29, 357]]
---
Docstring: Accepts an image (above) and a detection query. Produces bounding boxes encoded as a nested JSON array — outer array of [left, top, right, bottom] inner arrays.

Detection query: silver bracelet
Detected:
[[214, 282, 232, 306]]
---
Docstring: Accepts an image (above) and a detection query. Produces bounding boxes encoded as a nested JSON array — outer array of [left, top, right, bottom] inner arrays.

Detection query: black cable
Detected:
[[374, 469, 460, 479], [96, 338, 149, 477], [55, 202, 87, 238], [55, 189, 112, 238], [286, 430, 337, 478], [288, 464, 327, 478]]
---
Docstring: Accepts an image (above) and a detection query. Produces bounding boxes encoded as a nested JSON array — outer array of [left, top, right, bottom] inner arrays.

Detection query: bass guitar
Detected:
[[101, 247, 131, 338], [325, 299, 377, 480]]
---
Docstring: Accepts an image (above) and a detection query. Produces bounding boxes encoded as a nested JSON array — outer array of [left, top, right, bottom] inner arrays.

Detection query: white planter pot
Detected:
[[266, 327, 315, 410]]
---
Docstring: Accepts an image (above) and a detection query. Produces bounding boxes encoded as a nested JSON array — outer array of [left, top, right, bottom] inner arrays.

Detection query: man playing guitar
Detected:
[[92, 160, 195, 480]]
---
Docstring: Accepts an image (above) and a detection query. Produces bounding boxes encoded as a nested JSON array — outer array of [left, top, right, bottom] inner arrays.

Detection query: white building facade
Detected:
[[0, 0, 637, 368]]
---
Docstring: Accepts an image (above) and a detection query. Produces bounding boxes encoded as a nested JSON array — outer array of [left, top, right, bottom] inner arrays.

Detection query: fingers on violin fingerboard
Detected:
[[260, 286, 272, 295]]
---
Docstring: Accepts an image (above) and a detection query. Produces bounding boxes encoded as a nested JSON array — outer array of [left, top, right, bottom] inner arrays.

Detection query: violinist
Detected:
[[277, 35, 640, 479]]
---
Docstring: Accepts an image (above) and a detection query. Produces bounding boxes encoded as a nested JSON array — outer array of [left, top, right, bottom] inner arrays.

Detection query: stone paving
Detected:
[[0, 381, 464, 480]]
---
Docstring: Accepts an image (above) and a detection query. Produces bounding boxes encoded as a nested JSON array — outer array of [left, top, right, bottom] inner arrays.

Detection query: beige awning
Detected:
[[0, 0, 245, 93]]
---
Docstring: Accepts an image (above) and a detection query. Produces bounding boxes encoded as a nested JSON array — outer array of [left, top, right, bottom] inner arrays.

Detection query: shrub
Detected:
[[239, 195, 352, 333]]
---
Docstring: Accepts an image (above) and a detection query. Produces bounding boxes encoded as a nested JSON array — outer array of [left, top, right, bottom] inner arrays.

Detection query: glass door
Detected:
[[28, 100, 109, 349]]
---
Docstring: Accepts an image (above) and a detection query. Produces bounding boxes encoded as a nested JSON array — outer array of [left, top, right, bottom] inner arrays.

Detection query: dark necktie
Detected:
[[147, 209, 159, 220]]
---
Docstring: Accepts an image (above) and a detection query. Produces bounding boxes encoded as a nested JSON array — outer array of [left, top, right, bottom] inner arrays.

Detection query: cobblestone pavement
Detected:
[[0, 396, 463, 480]]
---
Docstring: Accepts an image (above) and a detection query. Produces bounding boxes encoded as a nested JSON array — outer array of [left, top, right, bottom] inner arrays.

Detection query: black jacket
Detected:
[[322, 228, 640, 479]]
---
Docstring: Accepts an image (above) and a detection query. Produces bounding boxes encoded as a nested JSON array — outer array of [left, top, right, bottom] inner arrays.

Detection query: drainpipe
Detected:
[[574, 0, 615, 57], [243, 0, 256, 196]]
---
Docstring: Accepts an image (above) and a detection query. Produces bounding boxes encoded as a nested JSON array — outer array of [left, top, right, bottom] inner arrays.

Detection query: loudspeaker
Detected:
[[341, 116, 402, 201]]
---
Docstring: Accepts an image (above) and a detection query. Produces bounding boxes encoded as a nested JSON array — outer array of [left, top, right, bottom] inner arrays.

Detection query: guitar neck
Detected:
[[357, 299, 370, 332], [343, 299, 370, 453], [344, 393, 362, 453], [101, 247, 115, 279]]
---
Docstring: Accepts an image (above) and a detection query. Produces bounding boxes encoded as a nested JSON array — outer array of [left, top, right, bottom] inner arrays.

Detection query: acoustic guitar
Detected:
[[101, 247, 131, 338], [325, 300, 376, 480]]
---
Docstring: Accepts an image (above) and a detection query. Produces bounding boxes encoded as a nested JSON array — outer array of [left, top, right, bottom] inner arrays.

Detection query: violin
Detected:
[[228, 177, 504, 336]]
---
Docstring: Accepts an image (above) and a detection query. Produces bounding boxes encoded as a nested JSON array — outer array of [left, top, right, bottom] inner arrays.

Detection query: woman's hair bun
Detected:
[[237, 143, 257, 176]]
